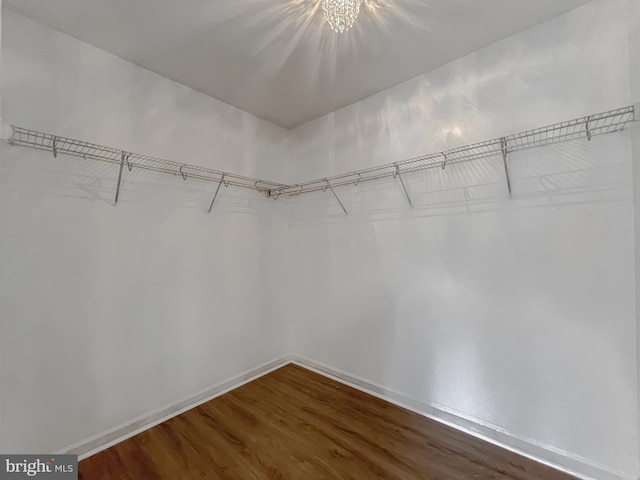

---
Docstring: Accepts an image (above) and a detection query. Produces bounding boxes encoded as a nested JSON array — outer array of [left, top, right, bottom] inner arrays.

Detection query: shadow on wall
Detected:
[[0, 141, 283, 452], [282, 124, 637, 474], [281, 131, 633, 226], [0, 144, 271, 216], [1, 126, 633, 222]]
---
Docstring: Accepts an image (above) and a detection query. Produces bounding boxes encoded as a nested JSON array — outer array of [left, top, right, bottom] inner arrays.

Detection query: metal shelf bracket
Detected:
[[115, 151, 127, 205], [208, 173, 226, 213], [325, 179, 348, 216], [394, 164, 413, 209], [500, 138, 512, 198]]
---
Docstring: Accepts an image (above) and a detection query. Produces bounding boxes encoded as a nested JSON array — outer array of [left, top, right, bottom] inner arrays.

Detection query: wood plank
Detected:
[[79, 364, 578, 480]]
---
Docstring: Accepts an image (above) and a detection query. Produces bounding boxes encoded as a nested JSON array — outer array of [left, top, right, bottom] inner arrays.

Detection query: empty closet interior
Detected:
[[1, 0, 639, 479]]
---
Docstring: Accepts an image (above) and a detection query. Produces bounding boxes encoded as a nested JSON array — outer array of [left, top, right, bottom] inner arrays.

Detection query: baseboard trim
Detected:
[[58, 355, 293, 460], [289, 355, 636, 480], [58, 354, 636, 480]]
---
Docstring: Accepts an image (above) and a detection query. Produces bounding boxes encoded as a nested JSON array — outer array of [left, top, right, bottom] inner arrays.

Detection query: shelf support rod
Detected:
[[208, 174, 226, 213], [115, 151, 126, 205], [325, 179, 348, 216], [394, 165, 413, 209], [501, 138, 512, 198]]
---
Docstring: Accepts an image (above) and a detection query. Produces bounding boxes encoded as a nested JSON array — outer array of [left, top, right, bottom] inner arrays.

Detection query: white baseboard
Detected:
[[289, 354, 637, 480], [60, 353, 636, 480], [58, 355, 293, 460]]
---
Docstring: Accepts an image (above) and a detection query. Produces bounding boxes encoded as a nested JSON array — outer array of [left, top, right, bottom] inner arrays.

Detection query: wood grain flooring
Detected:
[[78, 363, 578, 479]]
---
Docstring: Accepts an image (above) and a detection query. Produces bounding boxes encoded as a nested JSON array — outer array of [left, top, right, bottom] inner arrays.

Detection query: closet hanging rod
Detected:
[[268, 104, 638, 197], [5, 104, 638, 201], [6, 126, 287, 192]]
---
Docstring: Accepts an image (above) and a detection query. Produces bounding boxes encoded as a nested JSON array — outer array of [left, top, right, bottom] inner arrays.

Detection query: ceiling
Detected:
[[5, 0, 593, 129]]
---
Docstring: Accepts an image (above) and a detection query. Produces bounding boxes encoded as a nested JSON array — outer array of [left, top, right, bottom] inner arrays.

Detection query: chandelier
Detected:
[[322, 0, 362, 33]]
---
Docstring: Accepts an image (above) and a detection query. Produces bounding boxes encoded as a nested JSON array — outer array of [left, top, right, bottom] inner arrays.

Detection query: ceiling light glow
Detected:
[[322, 0, 362, 33]]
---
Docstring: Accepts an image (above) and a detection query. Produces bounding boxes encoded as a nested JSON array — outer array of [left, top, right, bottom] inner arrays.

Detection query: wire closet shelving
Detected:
[[5, 104, 639, 213], [7, 126, 287, 211]]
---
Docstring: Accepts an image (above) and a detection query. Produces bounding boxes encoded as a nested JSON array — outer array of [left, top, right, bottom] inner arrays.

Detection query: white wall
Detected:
[[2, 1, 639, 479], [0, 0, 4, 458], [285, 0, 638, 478], [629, 0, 640, 474], [0, 10, 290, 454]]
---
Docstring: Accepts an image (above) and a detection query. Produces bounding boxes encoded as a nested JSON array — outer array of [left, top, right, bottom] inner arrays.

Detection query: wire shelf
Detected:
[[268, 105, 637, 197], [7, 127, 287, 192], [6, 104, 637, 208]]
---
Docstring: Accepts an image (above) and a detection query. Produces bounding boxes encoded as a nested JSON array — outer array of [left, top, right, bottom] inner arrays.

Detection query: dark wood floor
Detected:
[[79, 364, 577, 480]]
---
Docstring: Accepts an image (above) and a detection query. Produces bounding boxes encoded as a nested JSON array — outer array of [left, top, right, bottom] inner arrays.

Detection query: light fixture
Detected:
[[322, 0, 362, 33]]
